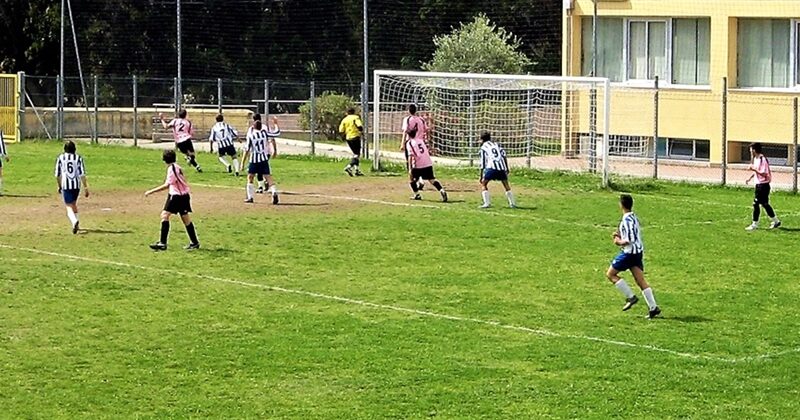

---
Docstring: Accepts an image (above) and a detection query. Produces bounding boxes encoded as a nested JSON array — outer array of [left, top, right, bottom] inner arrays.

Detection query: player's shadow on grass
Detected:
[[198, 247, 235, 256], [507, 205, 537, 211], [662, 315, 713, 323], [79, 228, 133, 235], [776, 227, 800, 233], [277, 203, 331, 207], [1, 193, 49, 199]]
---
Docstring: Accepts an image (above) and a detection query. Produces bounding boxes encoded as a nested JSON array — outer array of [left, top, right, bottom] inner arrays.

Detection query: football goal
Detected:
[[372, 70, 611, 185]]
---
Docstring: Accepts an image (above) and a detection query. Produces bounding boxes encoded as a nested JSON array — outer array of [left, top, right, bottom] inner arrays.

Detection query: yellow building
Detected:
[[563, 0, 800, 165]]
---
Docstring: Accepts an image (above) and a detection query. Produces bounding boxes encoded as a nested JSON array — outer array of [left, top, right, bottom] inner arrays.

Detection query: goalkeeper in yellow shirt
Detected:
[[338, 108, 364, 176]]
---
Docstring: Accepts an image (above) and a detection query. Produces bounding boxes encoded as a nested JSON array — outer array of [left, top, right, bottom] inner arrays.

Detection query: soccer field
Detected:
[[1, 142, 798, 418]]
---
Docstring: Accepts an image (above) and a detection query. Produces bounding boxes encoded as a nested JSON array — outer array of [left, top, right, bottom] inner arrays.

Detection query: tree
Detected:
[[299, 92, 358, 141], [422, 14, 532, 74]]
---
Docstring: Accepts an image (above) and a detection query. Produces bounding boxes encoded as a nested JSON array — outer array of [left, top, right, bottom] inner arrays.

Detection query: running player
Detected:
[[607, 194, 661, 319], [745, 142, 781, 230], [478, 132, 516, 208], [54, 141, 89, 234], [401, 104, 427, 191], [0, 129, 8, 196], [406, 130, 447, 202], [339, 107, 364, 176], [209, 114, 240, 176], [160, 109, 202, 172], [144, 149, 200, 251], [243, 117, 280, 204]]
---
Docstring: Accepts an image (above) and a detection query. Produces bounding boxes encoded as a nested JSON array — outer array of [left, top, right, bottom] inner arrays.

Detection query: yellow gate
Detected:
[[0, 74, 20, 142]]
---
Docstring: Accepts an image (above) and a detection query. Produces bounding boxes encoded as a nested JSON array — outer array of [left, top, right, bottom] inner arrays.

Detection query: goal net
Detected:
[[372, 70, 611, 184]]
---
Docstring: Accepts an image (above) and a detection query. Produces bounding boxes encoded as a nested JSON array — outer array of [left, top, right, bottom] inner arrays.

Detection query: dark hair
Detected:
[[178, 109, 187, 119], [253, 113, 262, 121], [64, 140, 76, 154], [750, 142, 762, 154], [620, 194, 634, 211], [347, 108, 356, 115], [254, 121, 263, 130], [163, 149, 177, 164], [216, 114, 224, 122], [480, 132, 491, 143], [408, 104, 417, 115]]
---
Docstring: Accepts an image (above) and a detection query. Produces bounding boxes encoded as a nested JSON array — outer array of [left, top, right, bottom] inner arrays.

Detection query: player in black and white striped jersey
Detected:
[[243, 117, 280, 204], [0, 129, 9, 196], [209, 114, 240, 176], [54, 141, 90, 234], [478, 132, 515, 209]]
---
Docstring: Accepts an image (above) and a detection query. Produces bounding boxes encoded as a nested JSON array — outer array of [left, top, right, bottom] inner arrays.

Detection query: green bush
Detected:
[[299, 92, 359, 141]]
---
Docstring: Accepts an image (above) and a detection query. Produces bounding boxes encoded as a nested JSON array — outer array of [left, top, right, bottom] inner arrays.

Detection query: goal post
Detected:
[[372, 70, 611, 185]]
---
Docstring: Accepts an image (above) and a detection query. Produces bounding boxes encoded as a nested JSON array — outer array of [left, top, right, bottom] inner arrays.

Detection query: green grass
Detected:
[[1, 142, 799, 418]]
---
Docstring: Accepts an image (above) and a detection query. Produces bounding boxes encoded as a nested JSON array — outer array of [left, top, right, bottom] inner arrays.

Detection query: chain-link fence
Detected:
[[17, 73, 800, 190], [21, 74, 363, 151]]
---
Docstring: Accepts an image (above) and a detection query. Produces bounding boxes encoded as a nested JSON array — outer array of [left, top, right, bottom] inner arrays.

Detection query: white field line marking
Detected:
[[3, 243, 796, 364], [194, 183, 782, 230]]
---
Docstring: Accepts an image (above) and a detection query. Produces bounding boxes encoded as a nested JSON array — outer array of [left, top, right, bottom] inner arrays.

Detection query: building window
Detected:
[[657, 138, 710, 161], [738, 19, 791, 88], [797, 21, 800, 85], [581, 17, 624, 81], [628, 20, 668, 81], [582, 17, 710, 85], [672, 19, 711, 85]]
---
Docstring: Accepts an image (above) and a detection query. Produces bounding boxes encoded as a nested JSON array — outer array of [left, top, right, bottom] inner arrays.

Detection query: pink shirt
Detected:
[[168, 118, 193, 143], [165, 163, 191, 195], [753, 156, 771, 184], [402, 115, 428, 142], [406, 138, 433, 169]]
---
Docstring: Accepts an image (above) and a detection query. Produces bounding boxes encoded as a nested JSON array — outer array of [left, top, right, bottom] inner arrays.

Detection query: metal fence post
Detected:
[[132, 75, 138, 147], [589, 86, 598, 174], [56, 75, 63, 140], [653, 76, 659, 179], [264, 79, 270, 118], [793, 97, 798, 194], [310, 81, 316, 156], [525, 89, 533, 168], [17, 72, 25, 142], [721, 77, 728, 186], [93, 75, 99, 143], [173, 77, 179, 115], [217, 78, 223, 115]]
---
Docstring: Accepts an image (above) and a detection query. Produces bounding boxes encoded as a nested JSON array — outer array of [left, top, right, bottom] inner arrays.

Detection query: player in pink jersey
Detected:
[[406, 132, 447, 202], [160, 109, 202, 173], [401, 104, 428, 191], [745, 142, 781, 231], [144, 149, 200, 251]]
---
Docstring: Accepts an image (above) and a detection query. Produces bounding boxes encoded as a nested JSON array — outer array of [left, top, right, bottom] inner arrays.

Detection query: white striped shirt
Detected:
[[244, 129, 272, 163], [480, 141, 509, 171], [0, 130, 7, 157], [619, 212, 644, 254], [209, 122, 238, 148], [54, 153, 87, 190]]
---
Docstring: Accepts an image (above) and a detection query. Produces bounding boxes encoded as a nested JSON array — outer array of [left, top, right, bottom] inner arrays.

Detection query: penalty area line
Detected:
[[3, 243, 791, 364]]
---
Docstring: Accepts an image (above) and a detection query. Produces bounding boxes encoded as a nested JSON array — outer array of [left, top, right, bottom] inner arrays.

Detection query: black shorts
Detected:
[[218, 145, 237, 157], [346, 138, 361, 156], [176, 140, 195, 155], [248, 161, 271, 176], [411, 166, 435, 181], [164, 194, 192, 215], [754, 183, 771, 205]]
